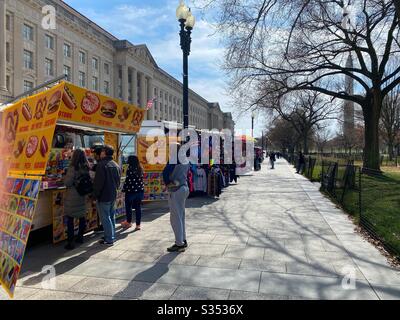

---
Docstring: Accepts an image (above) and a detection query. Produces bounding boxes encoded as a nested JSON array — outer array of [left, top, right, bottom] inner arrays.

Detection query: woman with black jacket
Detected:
[[63, 148, 90, 250], [121, 156, 144, 231]]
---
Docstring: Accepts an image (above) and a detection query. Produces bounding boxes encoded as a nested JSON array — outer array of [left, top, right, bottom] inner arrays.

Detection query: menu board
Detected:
[[59, 82, 146, 133], [0, 175, 41, 298], [8, 85, 61, 175], [143, 172, 168, 202], [115, 188, 126, 219]]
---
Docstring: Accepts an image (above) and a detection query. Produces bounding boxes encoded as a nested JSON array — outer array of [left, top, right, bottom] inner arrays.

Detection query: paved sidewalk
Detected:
[[2, 159, 400, 300]]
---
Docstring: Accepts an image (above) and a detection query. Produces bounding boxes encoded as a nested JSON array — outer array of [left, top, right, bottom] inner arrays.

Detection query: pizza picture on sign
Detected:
[[81, 91, 101, 115], [26, 136, 39, 158]]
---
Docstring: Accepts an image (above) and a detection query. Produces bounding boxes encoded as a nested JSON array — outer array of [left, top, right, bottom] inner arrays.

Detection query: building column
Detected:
[[37, 26, 46, 85], [0, 0, 7, 91], [139, 72, 146, 109], [131, 68, 138, 106], [114, 64, 120, 99], [13, 13, 23, 95], [147, 77, 154, 120], [56, 34, 65, 80], [122, 65, 128, 102], [98, 57, 103, 93], [87, 52, 93, 89]]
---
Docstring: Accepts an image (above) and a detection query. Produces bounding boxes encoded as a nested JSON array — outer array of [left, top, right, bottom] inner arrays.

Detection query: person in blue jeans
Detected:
[[93, 145, 121, 246], [121, 156, 144, 231]]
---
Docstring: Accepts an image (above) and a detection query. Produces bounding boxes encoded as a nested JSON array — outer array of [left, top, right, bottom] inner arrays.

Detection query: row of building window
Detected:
[[18, 49, 110, 93], [5, 22, 111, 74]]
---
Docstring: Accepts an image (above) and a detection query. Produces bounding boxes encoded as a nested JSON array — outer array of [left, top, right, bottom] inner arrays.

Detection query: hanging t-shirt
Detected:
[[194, 168, 207, 192]]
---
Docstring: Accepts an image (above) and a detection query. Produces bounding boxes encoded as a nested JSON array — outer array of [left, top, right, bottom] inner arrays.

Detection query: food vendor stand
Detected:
[[136, 121, 187, 202], [0, 81, 146, 297]]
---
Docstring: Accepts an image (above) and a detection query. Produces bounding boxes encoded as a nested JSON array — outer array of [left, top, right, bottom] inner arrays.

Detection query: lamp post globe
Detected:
[[185, 10, 196, 29], [176, 1, 189, 21]]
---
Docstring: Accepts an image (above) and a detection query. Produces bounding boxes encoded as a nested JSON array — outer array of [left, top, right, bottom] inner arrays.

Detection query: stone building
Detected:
[[0, 0, 234, 132]]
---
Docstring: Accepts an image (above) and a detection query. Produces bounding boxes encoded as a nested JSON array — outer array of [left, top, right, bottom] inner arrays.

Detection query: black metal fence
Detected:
[[320, 161, 361, 218], [319, 160, 400, 260], [283, 154, 400, 260], [284, 154, 317, 181]]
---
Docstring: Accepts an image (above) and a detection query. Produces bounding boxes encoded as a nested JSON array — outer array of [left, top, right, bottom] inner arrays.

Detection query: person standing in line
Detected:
[[121, 156, 144, 231], [162, 144, 190, 253], [297, 151, 306, 174], [269, 152, 276, 169], [63, 148, 90, 250], [93, 145, 121, 246], [90, 145, 104, 233]]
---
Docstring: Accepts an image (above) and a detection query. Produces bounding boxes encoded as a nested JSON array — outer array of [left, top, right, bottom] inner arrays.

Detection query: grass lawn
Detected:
[[357, 172, 400, 256]]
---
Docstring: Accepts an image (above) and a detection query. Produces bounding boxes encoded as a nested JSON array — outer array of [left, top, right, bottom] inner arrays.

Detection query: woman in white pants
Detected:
[[162, 152, 190, 253]]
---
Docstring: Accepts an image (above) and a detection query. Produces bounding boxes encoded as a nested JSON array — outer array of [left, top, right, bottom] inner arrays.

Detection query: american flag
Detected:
[[146, 98, 157, 110]]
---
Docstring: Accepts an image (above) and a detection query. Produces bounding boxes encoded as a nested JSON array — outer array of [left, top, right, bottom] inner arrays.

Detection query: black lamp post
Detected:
[[251, 111, 255, 138], [176, 1, 195, 130]]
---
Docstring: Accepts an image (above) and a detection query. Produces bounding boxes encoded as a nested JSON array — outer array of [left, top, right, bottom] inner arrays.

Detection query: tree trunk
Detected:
[[388, 140, 394, 161], [363, 96, 382, 171], [303, 132, 309, 154]]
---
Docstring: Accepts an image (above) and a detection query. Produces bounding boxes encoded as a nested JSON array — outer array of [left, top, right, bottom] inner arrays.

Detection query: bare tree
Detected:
[[380, 84, 400, 160], [266, 118, 300, 153], [196, 0, 400, 170], [314, 127, 333, 154], [261, 91, 338, 154]]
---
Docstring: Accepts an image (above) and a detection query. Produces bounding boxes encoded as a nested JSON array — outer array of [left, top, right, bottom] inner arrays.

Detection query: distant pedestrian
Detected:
[[121, 156, 144, 231], [94, 145, 121, 246], [163, 144, 190, 253], [269, 152, 276, 169], [63, 148, 90, 250], [297, 151, 306, 174], [230, 161, 238, 183]]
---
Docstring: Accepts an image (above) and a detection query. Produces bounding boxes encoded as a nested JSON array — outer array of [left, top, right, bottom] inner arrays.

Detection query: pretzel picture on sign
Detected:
[[34, 98, 47, 120], [4, 110, 19, 144]]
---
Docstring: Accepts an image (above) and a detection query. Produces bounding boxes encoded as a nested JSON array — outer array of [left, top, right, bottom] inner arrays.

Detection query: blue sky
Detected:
[[63, 0, 261, 136]]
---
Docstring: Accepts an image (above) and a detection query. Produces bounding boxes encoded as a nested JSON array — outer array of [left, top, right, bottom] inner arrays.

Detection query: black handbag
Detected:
[[74, 172, 93, 196]]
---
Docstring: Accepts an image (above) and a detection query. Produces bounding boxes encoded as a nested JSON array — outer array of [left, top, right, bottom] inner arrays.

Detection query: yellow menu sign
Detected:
[[59, 82, 146, 133], [1, 81, 146, 176]]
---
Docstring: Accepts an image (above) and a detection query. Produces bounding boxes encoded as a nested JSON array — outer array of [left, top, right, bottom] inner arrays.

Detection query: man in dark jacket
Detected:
[[269, 152, 276, 169], [94, 145, 121, 245]]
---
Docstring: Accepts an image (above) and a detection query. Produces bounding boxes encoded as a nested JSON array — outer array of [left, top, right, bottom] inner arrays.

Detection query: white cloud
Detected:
[[72, 1, 263, 134]]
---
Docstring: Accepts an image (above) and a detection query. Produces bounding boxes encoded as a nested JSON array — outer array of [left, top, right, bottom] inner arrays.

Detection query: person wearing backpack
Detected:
[[63, 148, 91, 250]]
